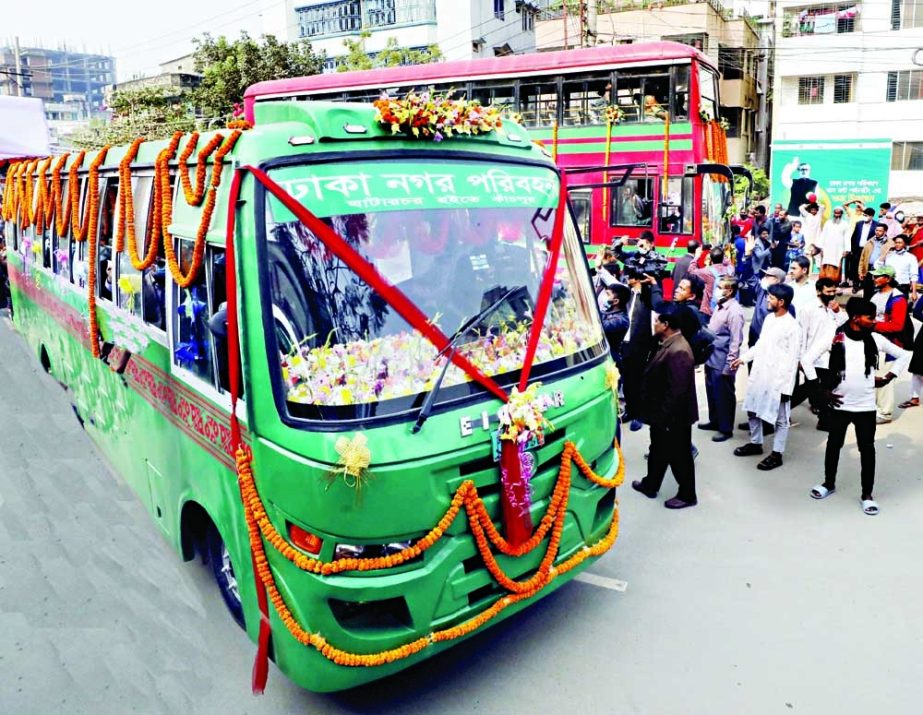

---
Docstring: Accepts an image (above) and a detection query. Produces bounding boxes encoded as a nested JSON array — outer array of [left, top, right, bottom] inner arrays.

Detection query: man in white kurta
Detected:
[[732, 283, 802, 470]]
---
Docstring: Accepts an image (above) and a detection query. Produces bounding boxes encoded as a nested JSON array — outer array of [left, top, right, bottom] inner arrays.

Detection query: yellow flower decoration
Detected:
[[605, 363, 620, 394], [326, 433, 373, 496]]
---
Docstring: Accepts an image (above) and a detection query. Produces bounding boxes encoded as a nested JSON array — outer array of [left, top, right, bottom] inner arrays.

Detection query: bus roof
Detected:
[[244, 41, 715, 107]]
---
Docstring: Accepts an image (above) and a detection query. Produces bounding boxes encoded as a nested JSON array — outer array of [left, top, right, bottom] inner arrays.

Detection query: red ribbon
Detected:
[[222, 164, 570, 690]]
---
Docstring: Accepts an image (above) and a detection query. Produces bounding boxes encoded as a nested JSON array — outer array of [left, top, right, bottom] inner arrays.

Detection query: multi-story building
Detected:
[[0, 44, 115, 119], [771, 0, 923, 201], [109, 54, 202, 105], [262, 0, 545, 70], [535, 0, 765, 165]]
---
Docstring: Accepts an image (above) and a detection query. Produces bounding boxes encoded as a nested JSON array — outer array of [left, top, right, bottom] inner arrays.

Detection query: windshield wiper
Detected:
[[411, 285, 525, 434]]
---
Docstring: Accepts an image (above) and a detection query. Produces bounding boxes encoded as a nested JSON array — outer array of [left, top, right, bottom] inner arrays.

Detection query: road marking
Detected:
[[575, 572, 628, 592]]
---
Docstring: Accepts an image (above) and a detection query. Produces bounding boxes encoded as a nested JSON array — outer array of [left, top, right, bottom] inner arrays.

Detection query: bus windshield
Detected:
[[262, 158, 605, 421]]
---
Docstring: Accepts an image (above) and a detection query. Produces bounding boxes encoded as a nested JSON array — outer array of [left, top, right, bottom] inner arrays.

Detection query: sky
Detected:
[[4, 0, 274, 81]]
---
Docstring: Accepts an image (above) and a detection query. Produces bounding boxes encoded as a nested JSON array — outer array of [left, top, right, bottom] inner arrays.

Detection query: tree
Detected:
[[736, 163, 770, 201], [191, 32, 325, 119], [68, 86, 196, 149], [337, 33, 442, 73]]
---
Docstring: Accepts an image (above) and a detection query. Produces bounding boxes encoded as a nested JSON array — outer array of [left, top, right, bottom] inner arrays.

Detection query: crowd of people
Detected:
[[595, 208, 923, 516]]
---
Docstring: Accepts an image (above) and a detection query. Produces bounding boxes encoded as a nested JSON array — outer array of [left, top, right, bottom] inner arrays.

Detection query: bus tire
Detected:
[[206, 523, 246, 629]]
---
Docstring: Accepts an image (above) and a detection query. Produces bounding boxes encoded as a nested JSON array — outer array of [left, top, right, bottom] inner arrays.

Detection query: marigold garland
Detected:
[[161, 129, 242, 288], [48, 153, 71, 235], [68, 150, 89, 240], [114, 138, 145, 254], [235, 438, 625, 667], [84, 147, 111, 358], [178, 132, 223, 207]]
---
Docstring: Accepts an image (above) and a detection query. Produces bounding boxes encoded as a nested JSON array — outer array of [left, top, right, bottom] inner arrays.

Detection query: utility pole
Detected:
[[13, 36, 22, 97], [587, 0, 598, 47], [563, 1, 569, 50]]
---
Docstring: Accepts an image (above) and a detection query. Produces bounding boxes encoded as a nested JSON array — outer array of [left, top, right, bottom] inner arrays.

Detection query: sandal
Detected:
[[898, 398, 920, 409], [810, 484, 835, 499], [861, 499, 880, 516]]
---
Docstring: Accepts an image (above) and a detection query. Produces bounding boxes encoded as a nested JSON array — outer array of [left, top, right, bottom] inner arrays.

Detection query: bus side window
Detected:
[[71, 177, 89, 288], [562, 73, 612, 126], [659, 177, 695, 235], [54, 178, 72, 281], [40, 188, 52, 269], [116, 175, 153, 320], [672, 65, 690, 120], [568, 189, 592, 244], [172, 237, 215, 386], [469, 80, 515, 112], [206, 247, 242, 397], [614, 69, 671, 123], [611, 178, 654, 227], [97, 177, 118, 302], [518, 80, 559, 127]]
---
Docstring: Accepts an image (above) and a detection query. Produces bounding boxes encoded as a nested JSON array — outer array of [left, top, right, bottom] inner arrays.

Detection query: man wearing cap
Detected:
[[816, 206, 850, 283], [870, 265, 911, 423], [858, 224, 894, 299], [848, 207, 878, 287]]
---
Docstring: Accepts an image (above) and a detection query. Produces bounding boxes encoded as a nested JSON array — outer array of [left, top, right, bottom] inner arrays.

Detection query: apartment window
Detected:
[[365, 0, 396, 28], [718, 46, 745, 81], [783, 4, 858, 37], [833, 73, 855, 103], [886, 70, 923, 101], [798, 76, 825, 104], [892, 142, 923, 170], [664, 32, 708, 52], [892, 0, 923, 29], [297, 0, 361, 38], [521, 7, 535, 31], [494, 0, 504, 21]]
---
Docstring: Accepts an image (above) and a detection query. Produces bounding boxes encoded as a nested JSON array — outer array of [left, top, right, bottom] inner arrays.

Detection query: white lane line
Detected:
[[575, 572, 628, 592]]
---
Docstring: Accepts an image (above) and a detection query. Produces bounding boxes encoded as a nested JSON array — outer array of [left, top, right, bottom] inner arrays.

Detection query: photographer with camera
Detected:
[[611, 231, 669, 285]]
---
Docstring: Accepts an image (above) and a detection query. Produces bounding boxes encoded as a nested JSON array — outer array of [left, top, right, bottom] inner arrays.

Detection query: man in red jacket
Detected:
[[869, 265, 910, 423]]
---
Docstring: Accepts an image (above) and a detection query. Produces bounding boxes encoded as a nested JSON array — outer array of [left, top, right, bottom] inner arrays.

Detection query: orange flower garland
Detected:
[[235, 439, 625, 666], [178, 132, 224, 207], [32, 158, 52, 234], [114, 138, 145, 254], [69, 151, 89, 240], [84, 147, 111, 358], [161, 129, 241, 288]]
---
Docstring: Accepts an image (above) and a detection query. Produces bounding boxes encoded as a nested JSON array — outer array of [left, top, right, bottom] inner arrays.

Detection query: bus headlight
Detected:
[[333, 541, 413, 561]]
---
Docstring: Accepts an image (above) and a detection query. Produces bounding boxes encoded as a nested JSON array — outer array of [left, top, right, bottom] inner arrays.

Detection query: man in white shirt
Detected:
[[809, 298, 911, 515], [788, 255, 816, 315], [816, 206, 850, 283], [799, 202, 822, 251], [793, 277, 848, 429], [732, 283, 802, 471], [880, 235, 918, 300]]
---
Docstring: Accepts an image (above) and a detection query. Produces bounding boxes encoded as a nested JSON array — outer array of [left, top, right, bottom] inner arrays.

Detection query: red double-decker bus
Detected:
[[245, 41, 743, 259]]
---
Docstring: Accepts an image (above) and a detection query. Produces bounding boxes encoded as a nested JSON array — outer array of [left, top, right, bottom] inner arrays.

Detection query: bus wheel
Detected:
[[206, 524, 246, 629]]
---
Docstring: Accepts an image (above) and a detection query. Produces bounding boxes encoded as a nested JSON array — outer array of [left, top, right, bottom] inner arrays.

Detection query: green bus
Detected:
[[1, 99, 624, 692]]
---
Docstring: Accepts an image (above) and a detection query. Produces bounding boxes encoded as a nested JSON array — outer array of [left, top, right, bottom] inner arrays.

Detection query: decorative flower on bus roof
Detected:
[[373, 92, 503, 141]]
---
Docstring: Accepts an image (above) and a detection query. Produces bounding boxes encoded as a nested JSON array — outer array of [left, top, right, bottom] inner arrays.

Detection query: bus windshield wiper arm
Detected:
[[411, 285, 524, 434]]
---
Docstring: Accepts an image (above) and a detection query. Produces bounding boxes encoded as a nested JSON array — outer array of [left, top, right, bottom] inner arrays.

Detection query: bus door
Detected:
[[696, 163, 735, 248]]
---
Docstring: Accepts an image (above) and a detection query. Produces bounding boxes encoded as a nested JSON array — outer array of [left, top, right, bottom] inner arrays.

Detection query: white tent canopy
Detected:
[[0, 96, 51, 161]]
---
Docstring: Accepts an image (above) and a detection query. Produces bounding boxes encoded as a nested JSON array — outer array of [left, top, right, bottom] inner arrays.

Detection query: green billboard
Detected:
[[770, 139, 892, 218]]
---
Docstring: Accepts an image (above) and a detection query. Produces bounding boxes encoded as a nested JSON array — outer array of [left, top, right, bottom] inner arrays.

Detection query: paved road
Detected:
[[2, 312, 922, 715]]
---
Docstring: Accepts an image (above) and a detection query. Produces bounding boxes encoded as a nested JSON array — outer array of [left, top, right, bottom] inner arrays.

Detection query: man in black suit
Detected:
[[670, 239, 699, 289], [631, 304, 699, 509], [848, 207, 878, 287]]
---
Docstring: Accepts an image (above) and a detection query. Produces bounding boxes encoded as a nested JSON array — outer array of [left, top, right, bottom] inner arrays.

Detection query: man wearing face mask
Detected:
[[700, 277, 745, 442], [793, 277, 847, 430], [809, 298, 911, 516]]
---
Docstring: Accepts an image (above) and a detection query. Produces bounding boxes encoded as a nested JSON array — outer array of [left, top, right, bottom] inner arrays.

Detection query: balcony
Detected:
[[720, 77, 756, 108], [781, 3, 859, 38]]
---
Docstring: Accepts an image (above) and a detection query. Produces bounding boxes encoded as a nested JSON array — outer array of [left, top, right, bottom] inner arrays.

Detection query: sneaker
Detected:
[[734, 443, 763, 457], [756, 451, 784, 471]]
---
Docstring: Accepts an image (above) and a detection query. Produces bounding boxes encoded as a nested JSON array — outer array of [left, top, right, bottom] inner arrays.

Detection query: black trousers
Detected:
[[621, 352, 646, 419], [704, 365, 736, 435], [823, 410, 876, 498], [641, 421, 696, 502]]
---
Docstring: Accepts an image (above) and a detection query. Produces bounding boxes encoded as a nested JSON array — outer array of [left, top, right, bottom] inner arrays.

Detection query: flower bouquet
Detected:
[[373, 91, 504, 141]]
